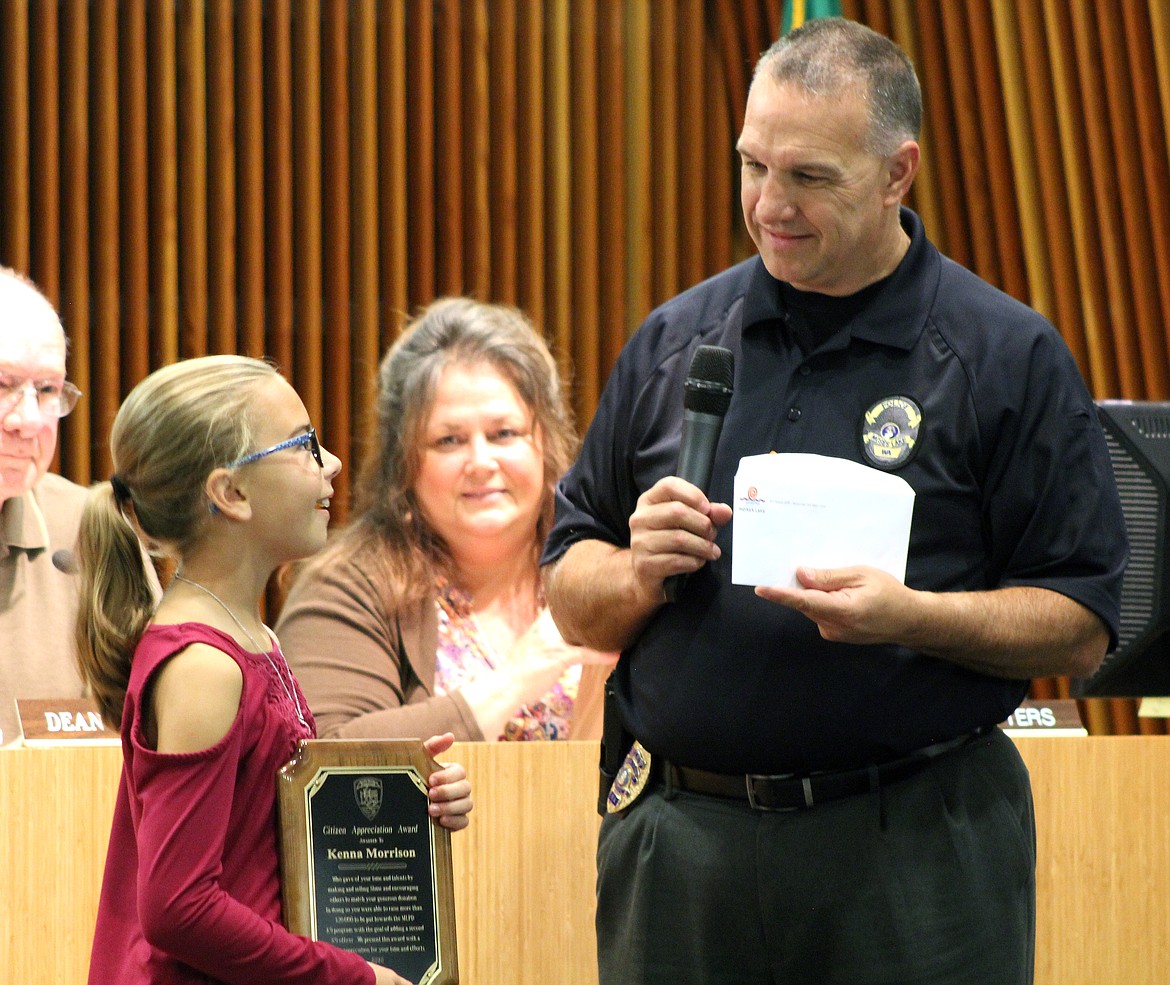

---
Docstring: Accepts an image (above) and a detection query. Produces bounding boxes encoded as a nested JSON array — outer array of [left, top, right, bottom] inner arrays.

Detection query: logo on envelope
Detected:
[[737, 483, 766, 513], [860, 396, 921, 470]]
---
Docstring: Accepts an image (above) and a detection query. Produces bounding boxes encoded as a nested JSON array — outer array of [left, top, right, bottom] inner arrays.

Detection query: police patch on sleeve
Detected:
[[860, 396, 922, 470]]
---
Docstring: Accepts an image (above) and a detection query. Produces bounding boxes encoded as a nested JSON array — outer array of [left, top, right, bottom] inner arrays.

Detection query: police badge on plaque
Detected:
[[278, 740, 458, 984], [354, 777, 383, 821]]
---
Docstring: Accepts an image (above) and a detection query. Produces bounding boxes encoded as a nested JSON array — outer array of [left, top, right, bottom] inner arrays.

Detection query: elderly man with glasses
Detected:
[[0, 266, 90, 746]]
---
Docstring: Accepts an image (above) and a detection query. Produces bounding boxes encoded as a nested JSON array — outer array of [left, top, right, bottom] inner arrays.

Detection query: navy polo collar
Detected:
[[741, 206, 939, 353]]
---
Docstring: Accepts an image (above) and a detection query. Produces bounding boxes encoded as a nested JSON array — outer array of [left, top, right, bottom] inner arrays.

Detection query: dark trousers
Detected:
[[596, 728, 1035, 985]]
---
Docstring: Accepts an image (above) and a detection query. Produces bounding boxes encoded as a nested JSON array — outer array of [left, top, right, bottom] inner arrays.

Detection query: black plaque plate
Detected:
[[278, 739, 457, 984]]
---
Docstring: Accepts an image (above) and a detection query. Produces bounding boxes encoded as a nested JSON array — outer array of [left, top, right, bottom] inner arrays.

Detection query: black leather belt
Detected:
[[653, 728, 991, 812]]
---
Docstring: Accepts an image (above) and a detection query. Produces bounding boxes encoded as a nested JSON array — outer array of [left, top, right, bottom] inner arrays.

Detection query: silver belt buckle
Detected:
[[745, 772, 804, 812]]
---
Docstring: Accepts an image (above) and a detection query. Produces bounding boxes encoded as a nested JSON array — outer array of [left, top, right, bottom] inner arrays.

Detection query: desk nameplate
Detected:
[[1001, 699, 1087, 737], [16, 698, 119, 746]]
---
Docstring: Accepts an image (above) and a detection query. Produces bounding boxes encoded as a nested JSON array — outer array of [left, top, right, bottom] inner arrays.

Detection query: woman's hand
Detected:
[[423, 732, 473, 831], [461, 610, 617, 739], [511, 608, 614, 675]]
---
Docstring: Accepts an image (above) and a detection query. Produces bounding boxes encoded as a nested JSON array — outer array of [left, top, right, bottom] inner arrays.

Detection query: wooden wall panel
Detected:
[[376, 0, 409, 349], [236, 0, 266, 357], [464, 0, 492, 299], [59, 0, 91, 477], [91, 0, 119, 475], [1, 1, 30, 272], [29, 0, 60, 305], [703, 26, 736, 272], [651, 0, 679, 309], [1, 0, 1167, 734], [487, 0, 517, 305], [291, 0, 323, 416], [322, 0, 352, 513], [1122, 2, 1170, 374], [912, 1, 966, 264], [349, 0, 380, 446], [542, 0, 572, 389], [598, 0, 626, 376], [967, 1, 1028, 301], [990, 0, 1050, 322], [677, 0, 708, 294], [622, 0, 651, 349], [147, 0, 180, 369], [515, 0, 545, 326], [264, 0, 294, 375], [206, 0, 236, 353], [434, 0, 463, 295], [1002, 2, 1084, 372], [120, 2, 151, 388], [177, 0, 209, 360]]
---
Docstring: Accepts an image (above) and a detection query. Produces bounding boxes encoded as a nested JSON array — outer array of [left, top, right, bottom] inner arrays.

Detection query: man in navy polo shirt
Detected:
[[542, 17, 1126, 985]]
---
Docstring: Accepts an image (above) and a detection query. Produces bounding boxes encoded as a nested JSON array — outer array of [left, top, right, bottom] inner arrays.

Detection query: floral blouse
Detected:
[[434, 579, 580, 740]]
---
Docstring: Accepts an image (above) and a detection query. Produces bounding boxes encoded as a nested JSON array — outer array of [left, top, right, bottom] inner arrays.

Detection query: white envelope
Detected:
[[731, 453, 915, 587]]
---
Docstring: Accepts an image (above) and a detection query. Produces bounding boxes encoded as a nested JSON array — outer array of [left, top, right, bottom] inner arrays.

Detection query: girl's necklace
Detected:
[[171, 572, 309, 729]]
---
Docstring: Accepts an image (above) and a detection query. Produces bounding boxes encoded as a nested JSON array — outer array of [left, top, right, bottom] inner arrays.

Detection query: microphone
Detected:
[[52, 549, 78, 574], [663, 344, 734, 603]]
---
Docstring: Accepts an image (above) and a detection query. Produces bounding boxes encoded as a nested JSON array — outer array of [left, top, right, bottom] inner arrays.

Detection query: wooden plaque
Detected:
[[278, 739, 458, 985]]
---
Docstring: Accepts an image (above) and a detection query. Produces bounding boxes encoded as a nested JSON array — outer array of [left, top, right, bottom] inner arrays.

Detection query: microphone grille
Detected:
[[52, 549, 78, 574], [683, 345, 734, 415]]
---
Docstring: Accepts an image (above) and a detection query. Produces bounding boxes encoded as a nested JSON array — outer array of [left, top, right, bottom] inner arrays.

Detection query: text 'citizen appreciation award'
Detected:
[[278, 739, 457, 985]]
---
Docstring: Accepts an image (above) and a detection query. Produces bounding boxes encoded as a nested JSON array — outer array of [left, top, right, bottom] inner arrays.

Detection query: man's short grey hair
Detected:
[[754, 17, 922, 156]]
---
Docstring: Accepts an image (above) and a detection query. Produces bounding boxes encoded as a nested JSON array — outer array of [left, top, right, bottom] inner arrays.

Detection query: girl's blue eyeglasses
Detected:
[[226, 427, 324, 470]]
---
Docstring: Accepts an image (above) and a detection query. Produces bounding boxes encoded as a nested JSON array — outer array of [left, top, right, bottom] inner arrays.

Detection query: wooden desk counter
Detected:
[[2, 738, 1167, 985], [1020, 736, 1170, 985]]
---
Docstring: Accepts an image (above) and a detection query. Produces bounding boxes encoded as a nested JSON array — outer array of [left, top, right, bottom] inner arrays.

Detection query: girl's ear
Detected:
[[204, 467, 252, 522]]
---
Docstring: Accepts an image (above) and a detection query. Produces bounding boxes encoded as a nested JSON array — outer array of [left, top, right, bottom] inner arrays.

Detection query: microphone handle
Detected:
[[663, 409, 725, 603], [675, 410, 724, 486]]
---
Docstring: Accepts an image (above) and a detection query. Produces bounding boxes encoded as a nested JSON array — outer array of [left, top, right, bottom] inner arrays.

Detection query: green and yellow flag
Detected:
[[781, 0, 843, 35]]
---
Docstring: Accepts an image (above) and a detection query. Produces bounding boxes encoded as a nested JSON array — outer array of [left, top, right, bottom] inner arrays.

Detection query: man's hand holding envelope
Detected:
[[732, 453, 918, 644]]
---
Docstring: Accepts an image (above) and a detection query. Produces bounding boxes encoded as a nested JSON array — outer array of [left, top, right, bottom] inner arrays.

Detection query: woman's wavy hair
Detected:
[[310, 297, 576, 608], [74, 355, 279, 727]]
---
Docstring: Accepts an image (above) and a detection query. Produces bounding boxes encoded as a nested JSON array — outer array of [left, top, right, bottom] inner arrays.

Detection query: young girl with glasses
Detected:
[[74, 355, 471, 985]]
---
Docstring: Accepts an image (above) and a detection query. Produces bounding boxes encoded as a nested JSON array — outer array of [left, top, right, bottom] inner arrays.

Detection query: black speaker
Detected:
[[1073, 401, 1170, 697]]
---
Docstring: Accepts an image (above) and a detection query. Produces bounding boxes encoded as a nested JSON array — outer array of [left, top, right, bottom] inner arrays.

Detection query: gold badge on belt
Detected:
[[606, 741, 651, 814]]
